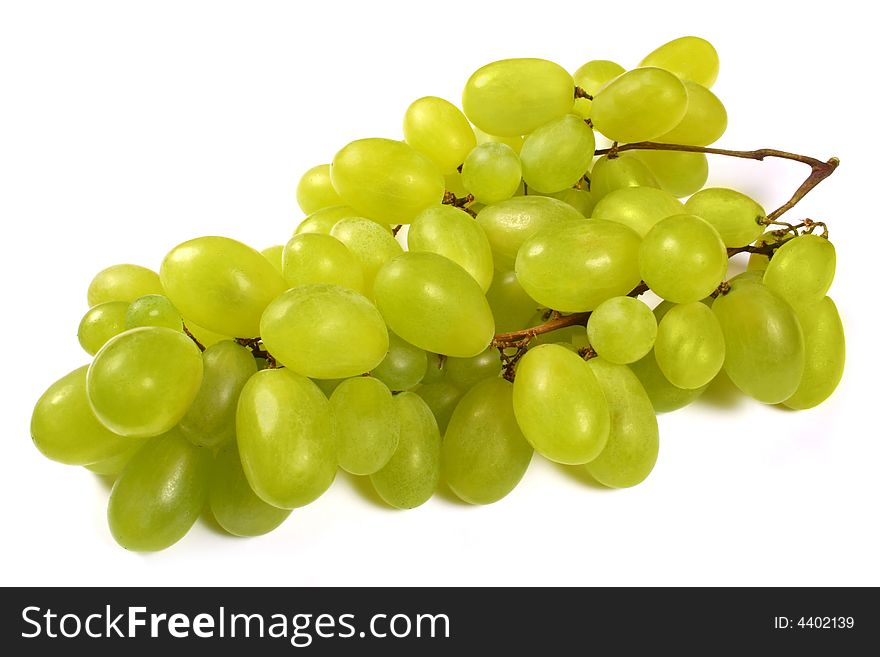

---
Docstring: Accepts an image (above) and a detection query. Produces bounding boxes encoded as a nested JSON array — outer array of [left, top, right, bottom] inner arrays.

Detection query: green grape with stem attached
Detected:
[[77, 301, 128, 356], [587, 296, 657, 364], [125, 294, 183, 331], [403, 96, 476, 174], [87, 264, 162, 307], [685, 188, 767, 248], [572, 59, 625, 118], [657, 81, 727, 145], [783, 296, 845, 410], [747, 231, 788, 272], [640, 36, 720, 88], [589, 154, 659, 202], [414, 380, 461, 433], [445, 347, 501, 391], [295, 204, 360, 235], [631, 150, 708, 198], [282, 232, 365, 293], [654, 301, 725, 389], [330, 377, 400, 475], [421, 353, 447, 384], [520, 114, 595, 193], [330, 216, 403, 294], [371, 332, 428, 392], [591, 186, 684, 237], [296, 164, 343, 215], [762, 234, 836, 310], [461, 142, 522, 205]]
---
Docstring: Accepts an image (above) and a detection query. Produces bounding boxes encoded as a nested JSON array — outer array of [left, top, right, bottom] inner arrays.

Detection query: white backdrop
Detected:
[[1, 0, 876, 586]]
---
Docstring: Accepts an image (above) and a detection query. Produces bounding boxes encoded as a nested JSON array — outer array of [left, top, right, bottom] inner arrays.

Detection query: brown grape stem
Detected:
[[182, 323, 206, 352]]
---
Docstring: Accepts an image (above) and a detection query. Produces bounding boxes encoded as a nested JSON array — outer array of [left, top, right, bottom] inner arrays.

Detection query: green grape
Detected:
[[629, 351, 707, 412], [87, 264, 162, 307], [295, 204, 359, 235], [312, 377, 345, 398], [183, 320, 230, 349], [445, 348, 501, 390], [658, 81, 727, 145], [371, 332, 428, 391], [160, 236, 286, 337], [178, 341, 257, 449], [373, 252, 494, 358], [445, 171, 469, 199], [591, 68, 688, 143], [474, 126, 524, 154], [84, 438, 149, 476], [209, 445, 292, 537], [572, 59, 626, 118], [685, 188, 767, 248], [476, 196, 583, 270], [729, 270, 766, 287], [512, 344, 610, 464], [747, 232, 787, 272], [107, 429, 210, 551], [237, 368, 336, 508], [370, 392, 441, 509], [414, 381, 461, 433], [421, 353, 447, 384], [87, 327, 204, 438], [261, 245, 284, 275], [550, 188, 595, 217], [31, 365, 138, 465], [631, 150, 708, 198], [654, 301, 725, 389], [330, 216, 403, 294], [516, 219, 642, 312], [281, 232, 365, 293], [462, 58, 574, 137], [296, 163, 343, 214], [763, 234, 836, 309], [261, 284, 388, 379], [640, 36, 720, 88], [587, 296, 657, 364], [330, 377, 400, 475], [408, 204, 494, 292], [591, 186, 684, 237], [520, 114, 595, 193], [460, 142, 522, 205], [442, 378, 533, 504], [784, 297, 845, 410], [640, 214, 728, 303], [531, 319, 587, 347], [77, 301, 128, 356], [712, 280, 805, 403], [330, 138, 445, 224], [584, 358, 659, 488], [571, 329, 591, 351], [403, 96, 476, 174], [125, 294, 183, 331], [589, 154, 659, 202]]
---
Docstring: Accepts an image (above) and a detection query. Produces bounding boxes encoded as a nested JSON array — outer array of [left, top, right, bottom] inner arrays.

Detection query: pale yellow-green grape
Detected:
[[371, 332, 428, 391], [295, 204, 359, 235], [591, 186, 684, 237], [571, 330, 591, 351], [446, 348, 501, 390], [312, 377, 345, 398], [87, 327, 203, 438], [330, 377, 400, 475], [784, 297, 845, 410], [160, 236, 286, 337], [84, 437, 149, 476], [373, 252, 494, 357], [183, 320, 230, 349], [31, 366, 137, 465], [460, 142, 522, 205], [408, 205, 494, 292], [444, 172, 468, 199], [712, 281, 805, 403], [658, 81, 727, 145], [261, 245, 284, 275], [685, 188, 767, 247], [587, 296, 657, 364], [261, 284, 388, 379], [296, 163, 343, 214], [107, 429, 210, 551], [474, 127, 524, 154], [330, 216, 403, 294], [87, 264, 163, 307], [584, 358, 659, 488], [589, 154, 659, 202], [631, 151, 709, 198], [640, 36, 720, 88], [414, 381, 462, 434], [512, 344, 610, 464], [572, 59, 626, 118], [763, 234, 836, 309], [125, 294, 183, 331], [209, 445, 291, 537], [237, 368, 336, 508], [550, 188, 595, 217], [629, 351, 708, 412], [640, 214, 728, 303], [462, 58, 574, 137], [330, 138, 445, 223], [370, 392, 441, 509], [403, 96, 476, 174], [654, 301, 725, 389], [591, 68, 688, 143], [77, 301, 128, 356], [281, 232, 365, 293], [747, 231, 787, 272], [476, 196, 583, 270], [178, 341, 257, 449], [729, 270, 766, 286], [520, 114, 595, 193], [421, 353, 447, 384], [442, 378, 533, 504], [516, 219, 642, 312]]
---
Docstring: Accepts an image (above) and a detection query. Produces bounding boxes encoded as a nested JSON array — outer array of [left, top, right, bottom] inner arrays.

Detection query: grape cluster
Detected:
[[31, 36, 844, 551]]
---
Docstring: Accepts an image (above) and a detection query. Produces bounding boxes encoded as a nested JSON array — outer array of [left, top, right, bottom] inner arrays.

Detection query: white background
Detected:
[[1, 0, 876, 587]]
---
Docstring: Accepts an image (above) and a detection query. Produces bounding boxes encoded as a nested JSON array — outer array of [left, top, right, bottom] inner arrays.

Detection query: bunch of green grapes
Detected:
[[31, 35, 843, 551]]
